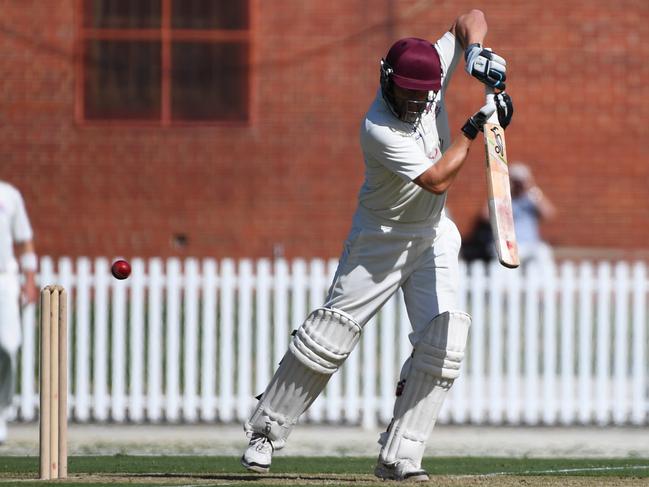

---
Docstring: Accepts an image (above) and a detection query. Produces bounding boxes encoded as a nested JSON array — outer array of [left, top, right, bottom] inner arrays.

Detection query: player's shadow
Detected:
[[107, 472, 367, 482]]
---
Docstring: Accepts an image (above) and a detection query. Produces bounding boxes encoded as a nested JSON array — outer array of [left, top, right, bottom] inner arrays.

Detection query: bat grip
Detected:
[[483, 47, 498, 124], [484, 86, 498, 124]]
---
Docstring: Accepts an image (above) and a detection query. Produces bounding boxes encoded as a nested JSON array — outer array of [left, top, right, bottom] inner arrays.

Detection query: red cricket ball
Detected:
[[111, 259, 131, 280]]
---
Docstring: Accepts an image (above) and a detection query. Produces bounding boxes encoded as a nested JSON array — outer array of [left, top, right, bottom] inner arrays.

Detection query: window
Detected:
[[80, 0, 251, 124]]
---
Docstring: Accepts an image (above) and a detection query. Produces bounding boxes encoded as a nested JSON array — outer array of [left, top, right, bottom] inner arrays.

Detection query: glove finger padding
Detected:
[[461, 101, 496, 140], [475, 101, 497, 126], [465, 44, 507, 89], [487, 52, 507, 82], [495, 92, 513, 129]]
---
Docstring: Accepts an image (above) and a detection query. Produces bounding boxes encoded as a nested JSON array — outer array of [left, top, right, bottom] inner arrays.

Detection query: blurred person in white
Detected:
[[509, 163, 556, 266], [0, 180, 37, 443]]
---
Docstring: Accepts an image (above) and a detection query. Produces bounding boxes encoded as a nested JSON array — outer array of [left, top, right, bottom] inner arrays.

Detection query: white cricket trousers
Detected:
[[324, 215, 462, 344], [0, 273, 21, 411]]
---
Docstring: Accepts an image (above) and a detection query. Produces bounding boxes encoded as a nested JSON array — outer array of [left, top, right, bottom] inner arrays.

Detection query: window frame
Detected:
[[75, 0, 256, 127]]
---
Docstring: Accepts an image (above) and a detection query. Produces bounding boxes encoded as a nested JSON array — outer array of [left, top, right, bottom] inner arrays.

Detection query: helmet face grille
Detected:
[[398, 98, 429, 124]]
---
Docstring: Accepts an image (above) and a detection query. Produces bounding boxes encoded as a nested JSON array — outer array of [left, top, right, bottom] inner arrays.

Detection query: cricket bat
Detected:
[[483, 86, 519, 268]]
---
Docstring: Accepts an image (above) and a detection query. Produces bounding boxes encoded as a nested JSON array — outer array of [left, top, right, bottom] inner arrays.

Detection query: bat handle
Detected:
[[484, 85, 498, 124], [484, 85, 496, 100], [483, 48, 498, 123]]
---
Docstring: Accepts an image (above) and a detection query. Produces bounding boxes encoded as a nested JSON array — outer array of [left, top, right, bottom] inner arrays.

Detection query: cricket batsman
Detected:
[[242, 9, 513, 481]]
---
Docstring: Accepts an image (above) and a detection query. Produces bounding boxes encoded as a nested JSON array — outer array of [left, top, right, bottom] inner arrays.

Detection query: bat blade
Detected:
[[484, 120, 519, 268]]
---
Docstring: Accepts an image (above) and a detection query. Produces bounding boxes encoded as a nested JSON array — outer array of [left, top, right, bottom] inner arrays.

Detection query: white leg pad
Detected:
[[245, 308, 361, 448], [289, 307, 362, 374], [379, 311, 471, 466]]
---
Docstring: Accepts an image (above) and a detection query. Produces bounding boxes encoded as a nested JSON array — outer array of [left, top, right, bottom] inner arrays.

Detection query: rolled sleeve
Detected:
[[435, 31, 463, 90], [12, 189, 33, 242]]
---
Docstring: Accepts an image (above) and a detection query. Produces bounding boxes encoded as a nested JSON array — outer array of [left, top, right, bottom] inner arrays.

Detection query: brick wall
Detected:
[[0, 0, 647, 259]]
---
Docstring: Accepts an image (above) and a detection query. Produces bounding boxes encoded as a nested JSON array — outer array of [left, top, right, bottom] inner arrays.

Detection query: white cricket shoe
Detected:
[[241, 433, 274, 473], [374, 458, 430, 482]]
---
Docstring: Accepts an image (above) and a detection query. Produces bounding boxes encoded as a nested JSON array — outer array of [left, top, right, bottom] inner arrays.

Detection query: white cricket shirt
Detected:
[[0, 181, 33, 273], [355, 31, 463, 229]]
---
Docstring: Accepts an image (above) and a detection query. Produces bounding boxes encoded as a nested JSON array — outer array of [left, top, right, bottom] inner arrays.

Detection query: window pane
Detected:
[[84, 41, 161, 120], [84, 0, 161, 28], [171, 0, 248, 29], [171, 42, 248, 121]]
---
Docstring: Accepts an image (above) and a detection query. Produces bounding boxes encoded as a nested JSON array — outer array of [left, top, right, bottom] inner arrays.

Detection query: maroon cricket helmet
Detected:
[[384, 37, 442, 92]]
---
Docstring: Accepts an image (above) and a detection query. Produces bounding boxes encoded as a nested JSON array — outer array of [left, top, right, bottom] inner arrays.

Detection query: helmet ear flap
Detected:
[[380, 59, 393, 77], [380, 58, 398, 116], [380, 59, 393, 90]]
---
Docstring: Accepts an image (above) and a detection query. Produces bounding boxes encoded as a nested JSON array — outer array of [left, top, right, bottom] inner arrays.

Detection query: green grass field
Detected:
[[1, 456, 649, 486]]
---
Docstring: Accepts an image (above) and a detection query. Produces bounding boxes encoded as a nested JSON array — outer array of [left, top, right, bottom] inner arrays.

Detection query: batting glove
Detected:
[[495, 92, 513, 129], [465, 44, 507, 89], [461, 102, 496, 140]]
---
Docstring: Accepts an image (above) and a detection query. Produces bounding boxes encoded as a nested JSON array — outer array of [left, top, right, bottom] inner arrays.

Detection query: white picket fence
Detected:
[[15, 256, 649, 427]]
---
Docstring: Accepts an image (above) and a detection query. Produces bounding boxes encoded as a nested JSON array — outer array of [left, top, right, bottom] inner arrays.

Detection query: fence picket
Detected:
[[506, 267, 521, 424], [632, 262, 647, 425], [93, 258, 109, 421], [595, 262, 612, 425], [184, 258, 200, 422], [200, 259, 218, 421], [613, 262, 629, 424], [19, 301, 36, 421], [542, 262, 558, 424], [237, 260, 253, 421], [219, 259, 235, 422], [129, 258, 145, 422], [147, 259, 164, 422], [488, 261, 504, 424], [165, 258, 181, 422], [524, 263, 540, 424], [577, 262, 594, 424], [111, 265, 127, 422], [560, 261, 576, 424], [75, 258, 91, 421], [58, 257, 73, 422]]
